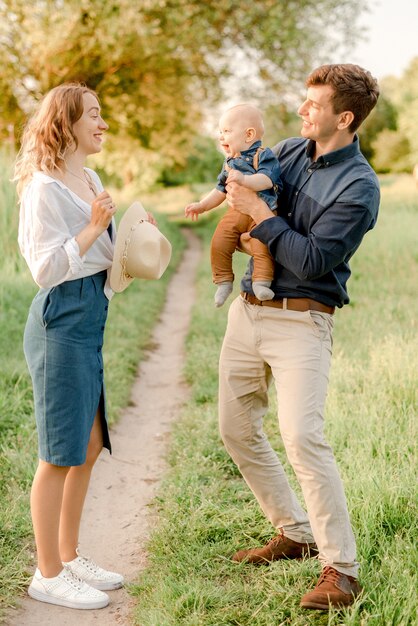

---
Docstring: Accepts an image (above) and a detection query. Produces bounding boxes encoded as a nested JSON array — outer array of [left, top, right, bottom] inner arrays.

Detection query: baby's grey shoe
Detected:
[[253, 281, 274, 301], [214, 282, 233, 307]]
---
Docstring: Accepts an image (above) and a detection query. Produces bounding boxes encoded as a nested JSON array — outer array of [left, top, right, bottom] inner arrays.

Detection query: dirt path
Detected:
[[7, 229, 201, 626]]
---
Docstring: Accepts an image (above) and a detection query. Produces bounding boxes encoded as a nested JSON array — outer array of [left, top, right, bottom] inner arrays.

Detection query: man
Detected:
[[219, 64, 380, 610]]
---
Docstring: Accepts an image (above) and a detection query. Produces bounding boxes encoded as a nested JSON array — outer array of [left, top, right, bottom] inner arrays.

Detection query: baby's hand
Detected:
[[226, 170, 245, 185], [185, 202, 205, 221]]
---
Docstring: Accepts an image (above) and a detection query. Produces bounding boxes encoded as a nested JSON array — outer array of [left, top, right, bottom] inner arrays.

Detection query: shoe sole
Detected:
[[88, 580, 124, 591], [301, 600, 353, 611], [28, 586, 109, 610], [232, 552, 319, 565], [300, 600, 330, 610]]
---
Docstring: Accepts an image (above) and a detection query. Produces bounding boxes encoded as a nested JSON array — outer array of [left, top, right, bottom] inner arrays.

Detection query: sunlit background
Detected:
[[0, 0, 417, 194]]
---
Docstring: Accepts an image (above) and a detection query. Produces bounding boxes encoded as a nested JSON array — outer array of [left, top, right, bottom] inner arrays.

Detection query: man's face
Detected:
[[297, 85, 342, 144]]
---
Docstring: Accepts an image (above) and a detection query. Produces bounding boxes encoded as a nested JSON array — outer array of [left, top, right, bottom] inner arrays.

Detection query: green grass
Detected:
[[0, 148, 186, 613], [129, 176, 418, 625], [1, 152, 417, 625]]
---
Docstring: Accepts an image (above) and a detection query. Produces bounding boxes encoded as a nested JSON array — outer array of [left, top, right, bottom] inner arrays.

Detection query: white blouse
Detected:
[[18, 169, 116, 299]]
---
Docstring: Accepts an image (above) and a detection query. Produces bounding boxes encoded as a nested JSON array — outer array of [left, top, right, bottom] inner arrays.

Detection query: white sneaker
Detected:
[[28, 566, 109, 609], [63, 548, 124, 591]]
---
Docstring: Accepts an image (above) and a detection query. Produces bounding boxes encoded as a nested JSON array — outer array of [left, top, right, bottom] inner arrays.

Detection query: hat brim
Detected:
[[110, 201, 172, 293]]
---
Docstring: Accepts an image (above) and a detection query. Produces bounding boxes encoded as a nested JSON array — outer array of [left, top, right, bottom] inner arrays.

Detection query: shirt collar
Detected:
[[305, 135, 360, 166], [33, 170, 91, 210], [239, 140, 262, 156], [33, 171, 66, 187]]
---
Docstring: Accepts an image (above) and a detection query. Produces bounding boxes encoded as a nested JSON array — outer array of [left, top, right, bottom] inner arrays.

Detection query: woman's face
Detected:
[[72, 92, 108, 156]]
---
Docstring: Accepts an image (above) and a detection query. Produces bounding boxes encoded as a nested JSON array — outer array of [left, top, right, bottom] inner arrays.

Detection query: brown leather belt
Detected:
[[241, 292, 335, 315]]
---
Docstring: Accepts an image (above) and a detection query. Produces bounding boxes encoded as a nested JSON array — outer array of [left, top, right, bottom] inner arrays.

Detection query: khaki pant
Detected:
[[211, 208, 275, 284], [219, 296, 359, 577]]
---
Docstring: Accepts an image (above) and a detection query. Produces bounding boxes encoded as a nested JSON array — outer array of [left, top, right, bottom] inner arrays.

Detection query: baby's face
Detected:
[[218, 110, 252, 157]]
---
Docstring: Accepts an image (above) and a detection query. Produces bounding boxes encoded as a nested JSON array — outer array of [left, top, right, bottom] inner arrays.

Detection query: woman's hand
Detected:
[[90, 191, 117, 233], [76, 190, 116, 256], [146, 211, 157, 226]]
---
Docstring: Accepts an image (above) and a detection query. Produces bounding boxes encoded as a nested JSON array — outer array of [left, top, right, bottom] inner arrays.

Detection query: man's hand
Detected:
[[226, 182, 273, 225], [237, 231, 252, 255]]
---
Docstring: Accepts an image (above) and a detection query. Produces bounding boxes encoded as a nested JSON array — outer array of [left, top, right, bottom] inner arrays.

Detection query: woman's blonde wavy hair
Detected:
[[14, 83, 98, 197]]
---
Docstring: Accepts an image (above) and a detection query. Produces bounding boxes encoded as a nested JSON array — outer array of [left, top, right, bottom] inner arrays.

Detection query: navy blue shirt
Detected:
[[216, 140, 282, 211], [242, 136, 380, 308]]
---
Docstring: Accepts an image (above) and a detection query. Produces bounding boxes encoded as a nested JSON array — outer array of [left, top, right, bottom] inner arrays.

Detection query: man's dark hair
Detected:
[[306, 64, 380, 132]]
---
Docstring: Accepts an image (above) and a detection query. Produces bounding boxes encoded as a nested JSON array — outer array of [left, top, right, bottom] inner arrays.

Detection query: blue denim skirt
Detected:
[[24, 271, 112, 466]]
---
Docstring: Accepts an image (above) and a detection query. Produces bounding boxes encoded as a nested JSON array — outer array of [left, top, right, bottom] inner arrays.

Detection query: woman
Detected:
[[15, 83, 127, 610]]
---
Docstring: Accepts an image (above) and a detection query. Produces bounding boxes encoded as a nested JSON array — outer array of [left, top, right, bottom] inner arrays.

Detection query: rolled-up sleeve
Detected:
[[256, 148, 283, 192], [64, 238, 85, 275]]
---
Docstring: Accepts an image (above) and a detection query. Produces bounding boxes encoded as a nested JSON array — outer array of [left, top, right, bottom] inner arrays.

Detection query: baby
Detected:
[[185, 104, 282, 306]]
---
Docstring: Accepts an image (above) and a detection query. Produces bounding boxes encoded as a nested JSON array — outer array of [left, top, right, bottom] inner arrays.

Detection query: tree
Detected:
[[371, 130, 411, 173], [263, 103, 304, 148], [393, 57, 418, 169], [370, 57, 418, 172], [157, 135, 224, 187], [0, 0, 366, 186], [358, 95, 398, 163]]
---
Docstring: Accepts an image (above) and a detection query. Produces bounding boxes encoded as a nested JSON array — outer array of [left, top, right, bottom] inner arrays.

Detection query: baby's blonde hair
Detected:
[[225, 103, 265, 138], [14, 83, 98, 197]]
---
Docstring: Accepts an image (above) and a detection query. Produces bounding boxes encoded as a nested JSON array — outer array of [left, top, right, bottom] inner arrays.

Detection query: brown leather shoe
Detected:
[[231, 530, 318, 565], [300, 566, 362, 610]]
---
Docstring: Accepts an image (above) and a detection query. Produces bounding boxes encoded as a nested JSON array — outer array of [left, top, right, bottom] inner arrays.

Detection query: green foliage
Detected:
[[372, 57, 418, 172], [393, 57, 418, 168], [1, 0, 365, 186], [371, 130, 411, 173], [131, 177, 418, 624], [157, 136, 224, 187], [0, 272, 40, 612], [263, 102, 303, 148], [358, 94, 398, 163], [0, 147, 24, 274]]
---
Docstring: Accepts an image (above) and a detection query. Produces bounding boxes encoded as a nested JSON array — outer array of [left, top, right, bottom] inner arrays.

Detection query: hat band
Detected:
[[120, 218, 146, 280]]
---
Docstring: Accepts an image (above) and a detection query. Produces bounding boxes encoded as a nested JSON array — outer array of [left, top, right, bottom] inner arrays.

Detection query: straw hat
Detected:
[[110, 201, 172, 293]]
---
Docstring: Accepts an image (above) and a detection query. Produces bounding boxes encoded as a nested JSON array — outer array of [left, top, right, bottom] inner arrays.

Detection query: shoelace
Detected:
[[268, 531, 285, 547], [62, 565, 85, 590], [317, 566, 341, 587], [78, 554, 101, 573]]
